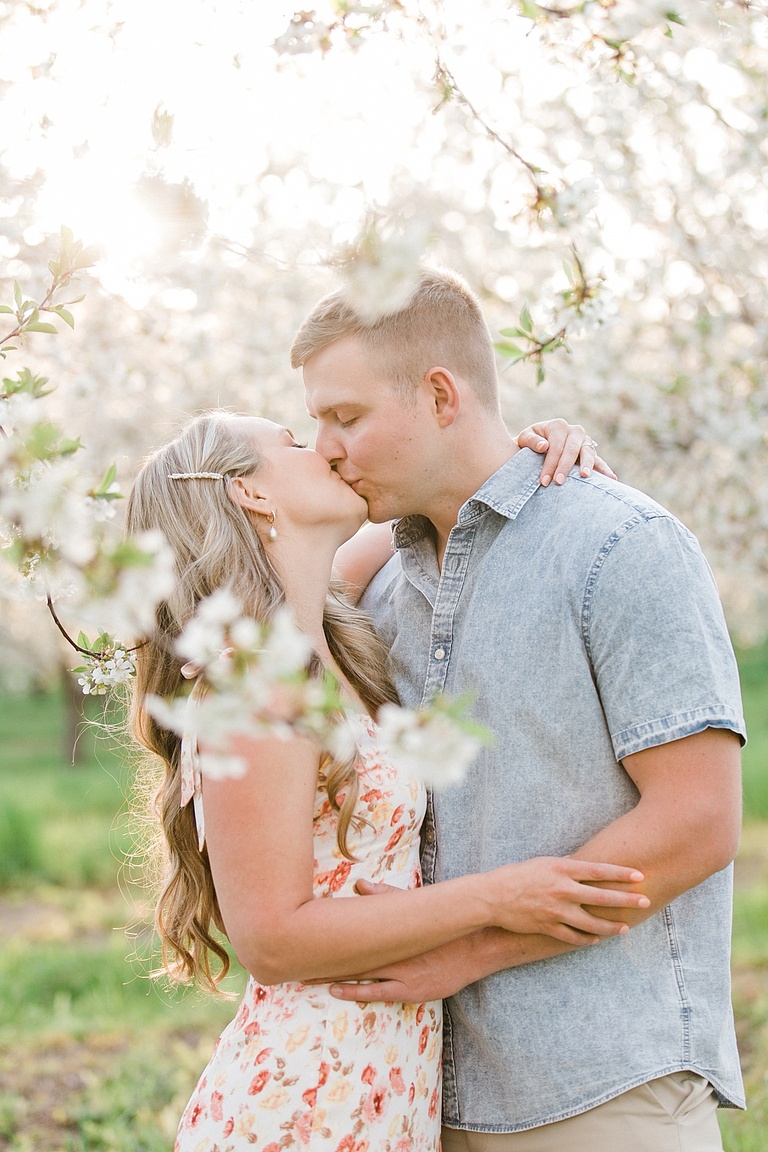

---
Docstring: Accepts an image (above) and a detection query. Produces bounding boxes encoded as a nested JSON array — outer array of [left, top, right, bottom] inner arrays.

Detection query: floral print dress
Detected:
[[175, 716, 442, 1152]]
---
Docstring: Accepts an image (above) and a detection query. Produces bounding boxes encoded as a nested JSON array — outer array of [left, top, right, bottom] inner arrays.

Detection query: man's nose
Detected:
[[314, 423, 343, 466]]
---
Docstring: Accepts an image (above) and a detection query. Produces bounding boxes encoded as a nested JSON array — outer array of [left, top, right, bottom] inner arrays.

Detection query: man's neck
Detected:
[[427, 432, 519, 567]]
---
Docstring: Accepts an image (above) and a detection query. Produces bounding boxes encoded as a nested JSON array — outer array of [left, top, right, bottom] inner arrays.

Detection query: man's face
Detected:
[[303, 336, 437, 523]]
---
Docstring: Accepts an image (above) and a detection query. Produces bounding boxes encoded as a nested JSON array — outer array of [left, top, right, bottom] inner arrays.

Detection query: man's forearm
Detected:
[[445, 926, 577, 988], [461, 731, 743, 986], [573, 729, 742, 925]]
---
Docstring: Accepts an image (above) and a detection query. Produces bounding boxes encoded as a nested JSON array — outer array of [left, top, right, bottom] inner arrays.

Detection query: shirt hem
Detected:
[[441, 1066, 746, 1132]]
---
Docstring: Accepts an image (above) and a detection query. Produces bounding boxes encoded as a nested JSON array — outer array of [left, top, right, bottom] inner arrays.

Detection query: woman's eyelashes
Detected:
[[292, 440, 308, 449]]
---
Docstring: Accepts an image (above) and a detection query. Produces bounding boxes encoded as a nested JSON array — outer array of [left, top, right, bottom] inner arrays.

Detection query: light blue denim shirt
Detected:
[[362, 448, 746, 1132]]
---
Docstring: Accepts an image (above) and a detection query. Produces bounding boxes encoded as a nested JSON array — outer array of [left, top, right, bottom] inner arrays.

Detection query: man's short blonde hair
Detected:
[[290, 267, 500, 411]]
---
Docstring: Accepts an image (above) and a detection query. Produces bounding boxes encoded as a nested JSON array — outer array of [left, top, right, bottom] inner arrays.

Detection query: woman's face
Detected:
[[237, 417, 368, 536]]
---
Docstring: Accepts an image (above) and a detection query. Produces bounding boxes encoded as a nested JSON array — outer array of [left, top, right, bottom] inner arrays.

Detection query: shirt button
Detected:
[[425, 828, 435, 845], [434, 647, 446, 661]]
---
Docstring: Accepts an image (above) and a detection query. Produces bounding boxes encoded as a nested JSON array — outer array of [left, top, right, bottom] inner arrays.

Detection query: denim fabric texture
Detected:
[[362, 448, 746, 1132]]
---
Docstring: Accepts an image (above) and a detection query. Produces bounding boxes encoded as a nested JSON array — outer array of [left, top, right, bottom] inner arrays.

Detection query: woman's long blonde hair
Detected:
[[126, 411, 398, 993]]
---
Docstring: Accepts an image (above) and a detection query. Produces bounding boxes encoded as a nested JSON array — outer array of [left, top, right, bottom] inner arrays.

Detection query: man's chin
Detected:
[[365, 507, 391, 524]]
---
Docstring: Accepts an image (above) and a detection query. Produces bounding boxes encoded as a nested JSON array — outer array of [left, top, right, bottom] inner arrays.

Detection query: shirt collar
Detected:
[[392, 448, 542, 549]]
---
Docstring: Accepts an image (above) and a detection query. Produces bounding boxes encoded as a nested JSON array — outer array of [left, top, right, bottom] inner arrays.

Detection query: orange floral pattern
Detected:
[[175, 717, 442, 1152]]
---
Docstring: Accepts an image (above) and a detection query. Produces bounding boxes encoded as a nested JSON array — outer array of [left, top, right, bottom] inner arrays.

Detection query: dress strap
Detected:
[[179, 667, 206, 851]]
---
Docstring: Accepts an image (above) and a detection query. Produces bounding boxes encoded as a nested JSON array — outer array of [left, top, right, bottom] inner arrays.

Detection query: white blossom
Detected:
[[553, 179, 601, 227], [84, 483, 121, 522], [0, 393, 40, 437], [198, 751, 249, 780], [229, 616, 262, 650], [143, 693, 190, 737], [274, 12, 331, 56], [376, 701, 487, 788], [79, 530, 176, 644], [339, 219, 429, 323], [258, 607, 314, 680], [76, 647, 136, 695], [0, 460, 98, 567], [175, 587, 243, 669], [600, 0, 681, 44]]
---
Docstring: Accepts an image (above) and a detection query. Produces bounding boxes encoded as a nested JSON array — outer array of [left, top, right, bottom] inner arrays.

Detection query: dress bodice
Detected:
[[311, 715, 426, 899]]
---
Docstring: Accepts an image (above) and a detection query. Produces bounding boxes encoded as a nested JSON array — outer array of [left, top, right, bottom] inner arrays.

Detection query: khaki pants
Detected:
[[441, 1072, 723, 1152]]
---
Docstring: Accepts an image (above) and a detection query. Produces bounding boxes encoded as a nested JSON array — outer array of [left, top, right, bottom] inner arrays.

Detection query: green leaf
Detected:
[[520, 0, 540, 19], [494, 340, 524, 359], [0, 305, 13, 314], [13, 281, 21, 309], [666, 11, 685, 25], [536, 360, 546, 386], [3, 367, 53, 398], [25, 322, 58, 334], [77, 631, 91, 650], [520, 303, 533, 334], [498, 327, 528, 340], [91, 462, 122, 500], [24, 422, 82, 460], [110, 539, 158, 568], [53, 307, 75, 329]]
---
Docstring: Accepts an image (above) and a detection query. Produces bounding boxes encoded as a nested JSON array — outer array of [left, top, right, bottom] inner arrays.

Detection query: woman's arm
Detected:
[[201, 733, 649, 986], [334, 521, 394, 604]]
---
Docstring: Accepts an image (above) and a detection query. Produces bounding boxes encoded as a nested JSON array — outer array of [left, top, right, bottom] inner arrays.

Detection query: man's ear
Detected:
[[424, 366, 460, 428], [228, 475, 273, 517]]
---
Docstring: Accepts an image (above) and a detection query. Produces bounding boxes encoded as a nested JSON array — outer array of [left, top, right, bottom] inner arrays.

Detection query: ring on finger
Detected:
[[586, 438, 598, 449]]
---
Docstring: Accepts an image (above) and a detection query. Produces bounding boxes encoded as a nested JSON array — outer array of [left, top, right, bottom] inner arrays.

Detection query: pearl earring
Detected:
[[267, 511, 278, 541]]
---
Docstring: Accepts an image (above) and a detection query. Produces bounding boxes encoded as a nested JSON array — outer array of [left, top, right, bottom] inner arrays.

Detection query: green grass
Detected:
[[0, 655, 766, 1151]]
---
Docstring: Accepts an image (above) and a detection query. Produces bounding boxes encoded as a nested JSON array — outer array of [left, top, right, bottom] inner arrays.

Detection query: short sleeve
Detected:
[[584, 513, 746, 761]]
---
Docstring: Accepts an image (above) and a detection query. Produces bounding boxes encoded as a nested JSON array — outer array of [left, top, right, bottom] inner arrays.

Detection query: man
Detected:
[[290, 267, 745, 1151]]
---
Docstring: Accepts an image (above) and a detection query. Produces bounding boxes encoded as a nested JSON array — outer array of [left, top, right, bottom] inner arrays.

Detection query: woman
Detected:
[[126, 411, 647, 1152]]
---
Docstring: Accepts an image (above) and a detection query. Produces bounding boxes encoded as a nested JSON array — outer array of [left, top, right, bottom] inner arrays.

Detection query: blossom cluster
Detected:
[[376, 698, 490, 788], [273, 3, 401, 57], [1, 0, 766, 688], [75, 646, 137, 695], [146, 592, 487, 789]]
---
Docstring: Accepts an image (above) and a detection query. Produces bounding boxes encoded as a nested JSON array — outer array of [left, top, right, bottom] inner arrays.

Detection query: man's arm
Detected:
[[576, 726, 741, 922], [328, 726, 742, 1003]]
